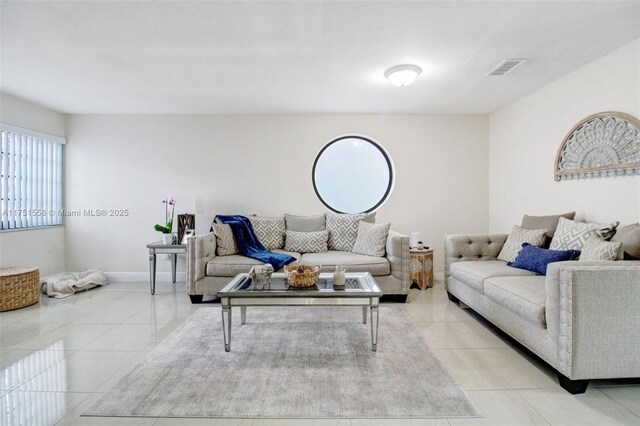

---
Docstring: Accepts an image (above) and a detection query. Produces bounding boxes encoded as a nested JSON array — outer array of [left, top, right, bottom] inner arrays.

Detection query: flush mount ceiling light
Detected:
[[384, 64, 422, 87]]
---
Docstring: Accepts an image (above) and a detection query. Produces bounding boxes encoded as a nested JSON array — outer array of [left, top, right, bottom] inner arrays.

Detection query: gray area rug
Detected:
[[85, 306, 478, 418]]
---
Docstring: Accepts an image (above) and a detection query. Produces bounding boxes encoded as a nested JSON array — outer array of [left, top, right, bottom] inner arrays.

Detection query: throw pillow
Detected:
[[611, 223, 640, 260], [325, 211, 366, 251], [579, 235, 622, 262], [352, 222, 391, 257], [549, 217, 620, 251], [284, 214, 326, 232], [248, 216, 285, 250], [521, 211, 576, 238], [212, 223, 239, 256], [508, 243, 580, 275], [497, 226, 548, 263], [284, 230, 329, 253]]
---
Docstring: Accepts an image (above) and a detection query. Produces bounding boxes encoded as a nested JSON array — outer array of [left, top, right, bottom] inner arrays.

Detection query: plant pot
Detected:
[[162, 233, 173, 245]]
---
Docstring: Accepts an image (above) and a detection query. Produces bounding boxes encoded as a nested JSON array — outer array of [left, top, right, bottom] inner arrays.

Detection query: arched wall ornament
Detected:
[[554, 111, 640, 181]]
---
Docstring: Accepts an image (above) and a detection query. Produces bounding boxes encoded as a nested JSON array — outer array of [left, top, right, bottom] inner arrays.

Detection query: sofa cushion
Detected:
[[212, 223, 239, 256], [521, 211, 575, 239], [326, 211, 366, 251], [285, 214, 326, 232], [206, 250, 301, 277], [611, 223, 640, 260], [352, 221, 390, 257], [449, 260, 536, 293], [248, 216, 286, 250], [508, 243, 579, 275], [579, 235, 622, 262], [484, 276, 547, 328], [299, 251, 390, 276], [497, 226, 547, 263], [550, 217, 619, 251], [284, 230, 328, 253]]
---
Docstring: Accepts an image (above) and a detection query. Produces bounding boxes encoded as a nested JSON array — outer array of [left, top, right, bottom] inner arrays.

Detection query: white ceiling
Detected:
[[1, 1, 639, 114]]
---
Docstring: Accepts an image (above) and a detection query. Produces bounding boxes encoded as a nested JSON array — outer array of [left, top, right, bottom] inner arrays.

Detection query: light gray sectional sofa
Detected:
[[444, 233, 640, 394], [187, 213, 410, 303]]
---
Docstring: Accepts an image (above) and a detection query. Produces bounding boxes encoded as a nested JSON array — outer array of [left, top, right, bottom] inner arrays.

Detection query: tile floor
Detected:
[[1, 275, 638, 425]]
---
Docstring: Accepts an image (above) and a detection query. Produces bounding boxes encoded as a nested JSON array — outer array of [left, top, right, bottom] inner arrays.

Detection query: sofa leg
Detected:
[[189, 295, 204, 304], [557, 373, 589, 394], [447, 291, 459, 304]]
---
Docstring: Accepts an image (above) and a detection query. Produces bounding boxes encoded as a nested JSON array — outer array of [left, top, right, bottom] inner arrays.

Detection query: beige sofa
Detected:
[[187, 216, 410, 303], [444, 233, 640, 394]]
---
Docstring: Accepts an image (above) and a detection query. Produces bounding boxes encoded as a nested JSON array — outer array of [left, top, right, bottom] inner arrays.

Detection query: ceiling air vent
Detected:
[[486, 58, 528, 76]]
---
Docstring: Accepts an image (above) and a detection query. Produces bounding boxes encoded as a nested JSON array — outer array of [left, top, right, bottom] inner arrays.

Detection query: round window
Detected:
[[312, 135, 394, 213]]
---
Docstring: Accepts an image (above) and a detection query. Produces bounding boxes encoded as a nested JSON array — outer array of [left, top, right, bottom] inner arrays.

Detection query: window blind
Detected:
[[1, 124, 65, 230]]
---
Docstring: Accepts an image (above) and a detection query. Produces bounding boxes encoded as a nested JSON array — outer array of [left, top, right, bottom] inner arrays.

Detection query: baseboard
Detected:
[[106, 272, 186, 282]]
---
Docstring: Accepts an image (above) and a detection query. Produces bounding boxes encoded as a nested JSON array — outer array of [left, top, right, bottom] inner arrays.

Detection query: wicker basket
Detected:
[[0, 267, 40, 312], [284, 264, 321, 288]]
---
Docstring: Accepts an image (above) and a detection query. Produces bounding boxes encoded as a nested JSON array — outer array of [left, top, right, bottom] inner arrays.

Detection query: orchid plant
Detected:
[[154, 196, 175, 234]]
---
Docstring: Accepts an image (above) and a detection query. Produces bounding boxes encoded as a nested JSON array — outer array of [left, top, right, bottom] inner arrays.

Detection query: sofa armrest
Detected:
[[186, 232, 217, 295], [444, 234, 508, 285], [545, 260, 640, 379], [386, 230, 410, 294]]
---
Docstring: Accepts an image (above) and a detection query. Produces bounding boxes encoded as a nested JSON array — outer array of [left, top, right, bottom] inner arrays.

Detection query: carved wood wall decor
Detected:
[[555, 111, 640, 181]]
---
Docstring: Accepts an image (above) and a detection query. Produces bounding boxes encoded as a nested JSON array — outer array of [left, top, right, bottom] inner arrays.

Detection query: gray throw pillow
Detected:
[[212, 223, 239, 256], [550, 217, 619, 251], [248, 216, 285, 250], [579, 235, 622, 262], [326, 211, 366, 251], [284, 230, 329, 253], [521, 211, 575, 238], [497, 226, 547, 263], [611, 223, 640, 260], [284, 214, 326, 232], [352, 222, 391, 257]]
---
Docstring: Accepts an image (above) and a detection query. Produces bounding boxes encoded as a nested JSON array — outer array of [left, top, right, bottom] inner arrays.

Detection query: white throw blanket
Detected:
[[41, 270, 109, 299]]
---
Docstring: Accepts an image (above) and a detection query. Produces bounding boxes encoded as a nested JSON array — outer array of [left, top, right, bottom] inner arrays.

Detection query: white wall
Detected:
[[0, 92, 66, 277], [64, 114, 489, 274], [489, 39, 640, 232]]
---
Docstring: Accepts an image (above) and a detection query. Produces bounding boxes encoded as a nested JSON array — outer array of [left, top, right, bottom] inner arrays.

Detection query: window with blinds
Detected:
[[0, 124, 65, 230]]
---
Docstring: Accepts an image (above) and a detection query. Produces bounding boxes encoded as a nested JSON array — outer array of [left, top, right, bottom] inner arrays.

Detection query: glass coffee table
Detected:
[[218, 272, 383, 352]]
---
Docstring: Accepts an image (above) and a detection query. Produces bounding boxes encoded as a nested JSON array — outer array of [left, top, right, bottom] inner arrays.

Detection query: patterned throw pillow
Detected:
[[497, 226, 548, 263], [611, 223, 640, 260], [284, 230, 329, 253], [352, 222, 391, 257], [579, 235, 622, 261], [212, 223, 239, 256], [248, 216, 285, 250], [325, 211, 366, 251], [549, 217, 620, 251]]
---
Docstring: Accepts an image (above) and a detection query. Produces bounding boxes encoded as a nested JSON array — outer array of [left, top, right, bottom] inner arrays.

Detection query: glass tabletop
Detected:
[[219, 273, 382, 297]]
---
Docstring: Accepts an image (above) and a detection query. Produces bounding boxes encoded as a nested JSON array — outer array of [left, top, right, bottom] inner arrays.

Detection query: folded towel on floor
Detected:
[[41, 270, 108, 299]]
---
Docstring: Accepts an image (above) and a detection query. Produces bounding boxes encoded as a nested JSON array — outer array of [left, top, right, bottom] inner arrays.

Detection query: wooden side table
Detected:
[[409, 249, 433, 290]]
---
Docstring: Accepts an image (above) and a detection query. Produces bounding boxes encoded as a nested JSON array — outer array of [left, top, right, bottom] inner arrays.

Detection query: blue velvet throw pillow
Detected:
[[508, 243, 580, 276]]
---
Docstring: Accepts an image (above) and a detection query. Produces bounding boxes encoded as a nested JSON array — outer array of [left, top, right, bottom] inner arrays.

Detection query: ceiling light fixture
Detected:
[[384, 64, 422, 87]]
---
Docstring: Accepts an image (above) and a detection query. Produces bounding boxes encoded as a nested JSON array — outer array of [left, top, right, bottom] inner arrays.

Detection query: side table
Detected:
[[146, 242, 187, 295], [409, 248, 434, 290]]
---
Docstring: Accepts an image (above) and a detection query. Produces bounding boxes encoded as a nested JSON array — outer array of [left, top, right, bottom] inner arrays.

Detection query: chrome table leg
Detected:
[[241, 306, 246, 325], [222, 299, 231, 352]]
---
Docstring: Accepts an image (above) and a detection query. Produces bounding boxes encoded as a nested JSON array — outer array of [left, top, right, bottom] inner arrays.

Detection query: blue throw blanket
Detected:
[[214, 215, 295, 270]]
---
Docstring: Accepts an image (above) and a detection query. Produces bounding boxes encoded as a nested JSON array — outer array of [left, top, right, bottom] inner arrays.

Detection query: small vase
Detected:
[[162, 233, 173, 245]]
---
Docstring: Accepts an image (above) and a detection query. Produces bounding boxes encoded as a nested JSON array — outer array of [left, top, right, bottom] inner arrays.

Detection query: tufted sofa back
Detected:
[[443, 234, 508, 287]]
